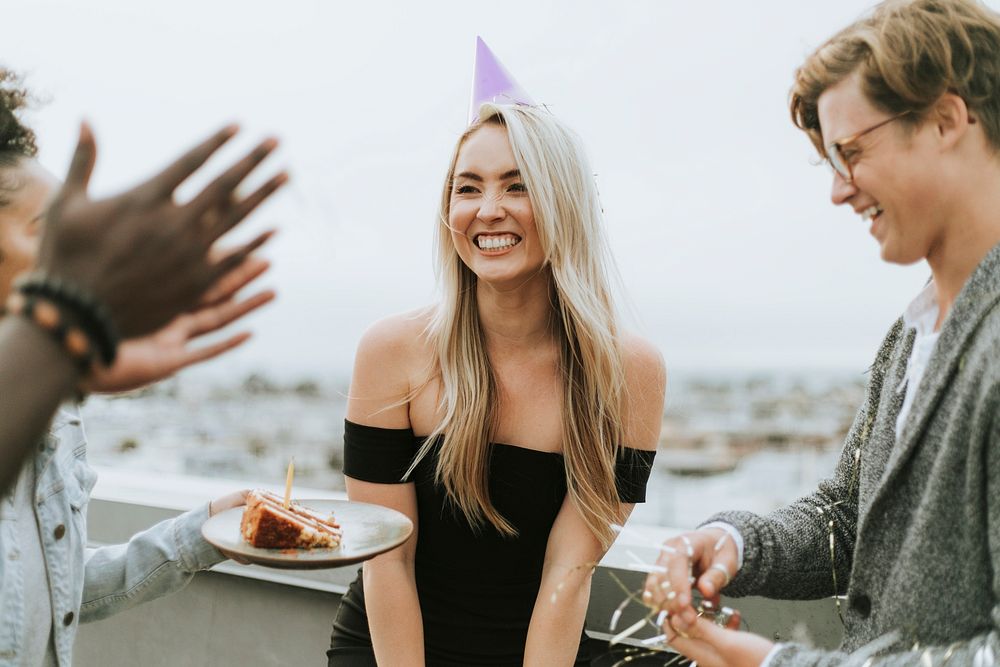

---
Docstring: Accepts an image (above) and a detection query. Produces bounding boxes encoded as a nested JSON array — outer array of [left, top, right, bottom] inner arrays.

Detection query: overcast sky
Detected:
[[9, 0, 994, 382]]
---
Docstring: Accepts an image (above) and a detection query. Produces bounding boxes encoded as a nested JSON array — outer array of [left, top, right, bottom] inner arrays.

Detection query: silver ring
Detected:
[[711, 562, 731, 587]]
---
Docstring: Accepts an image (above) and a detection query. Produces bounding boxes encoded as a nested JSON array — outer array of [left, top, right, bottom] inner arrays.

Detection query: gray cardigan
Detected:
[[710, 242, 1000, 666]]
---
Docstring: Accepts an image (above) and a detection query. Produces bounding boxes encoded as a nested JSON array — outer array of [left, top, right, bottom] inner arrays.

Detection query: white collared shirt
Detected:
[[895, 281, 941, 440]]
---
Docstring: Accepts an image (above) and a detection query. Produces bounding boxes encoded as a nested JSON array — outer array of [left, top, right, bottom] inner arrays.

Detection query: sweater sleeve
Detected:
[[761, 375, 1000, 666], [702, 320, 902, 601]]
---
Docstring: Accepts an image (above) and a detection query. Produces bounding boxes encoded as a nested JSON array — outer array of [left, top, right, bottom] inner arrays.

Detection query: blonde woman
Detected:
[[327, 103, 665, 666]]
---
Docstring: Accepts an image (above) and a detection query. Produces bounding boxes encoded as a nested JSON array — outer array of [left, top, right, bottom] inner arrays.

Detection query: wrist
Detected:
[[700, 521, 745, 571], [14, 272, 120, 366], [3, 292, 95, 400]]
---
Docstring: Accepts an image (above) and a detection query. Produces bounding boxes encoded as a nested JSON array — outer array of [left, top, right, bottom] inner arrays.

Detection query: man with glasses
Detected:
[[642, 0, 1000, 665]]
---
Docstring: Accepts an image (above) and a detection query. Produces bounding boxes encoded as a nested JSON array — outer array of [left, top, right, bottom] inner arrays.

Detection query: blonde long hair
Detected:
[[406, 104, 627, 548]]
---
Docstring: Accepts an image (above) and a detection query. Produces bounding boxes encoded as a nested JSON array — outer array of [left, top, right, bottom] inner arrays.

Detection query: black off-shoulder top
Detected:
[[328, 420, 656, 667]]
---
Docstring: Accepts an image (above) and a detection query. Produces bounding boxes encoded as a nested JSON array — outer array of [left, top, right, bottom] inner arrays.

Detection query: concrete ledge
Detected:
[[75, 569, 340, 667]]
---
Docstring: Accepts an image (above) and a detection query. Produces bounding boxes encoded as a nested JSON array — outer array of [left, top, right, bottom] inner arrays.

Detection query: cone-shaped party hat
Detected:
[[468, 37, 535, 125]]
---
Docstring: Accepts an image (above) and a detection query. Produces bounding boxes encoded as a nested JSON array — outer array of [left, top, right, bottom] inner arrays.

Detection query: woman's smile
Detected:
[[474, 232, 522, 255]]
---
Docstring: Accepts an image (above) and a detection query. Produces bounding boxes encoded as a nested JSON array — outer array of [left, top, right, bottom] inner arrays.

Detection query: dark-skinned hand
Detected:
[[35, 122, 287, 339]]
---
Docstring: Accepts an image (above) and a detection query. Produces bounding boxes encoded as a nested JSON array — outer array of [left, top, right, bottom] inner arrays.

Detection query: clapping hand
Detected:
[[38, 123, 287, 339], [87, 254, 275, 393]]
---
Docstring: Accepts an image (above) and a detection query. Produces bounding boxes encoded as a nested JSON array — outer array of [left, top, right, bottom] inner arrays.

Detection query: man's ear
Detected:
[[932, 92, 972, 150]]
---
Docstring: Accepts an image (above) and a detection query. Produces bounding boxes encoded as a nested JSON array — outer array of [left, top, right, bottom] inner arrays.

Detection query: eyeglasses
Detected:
[[825, 111, 911, 184]]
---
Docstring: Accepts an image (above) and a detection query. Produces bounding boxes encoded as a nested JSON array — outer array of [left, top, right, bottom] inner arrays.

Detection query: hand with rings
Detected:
[[642, 527, 740, 635]]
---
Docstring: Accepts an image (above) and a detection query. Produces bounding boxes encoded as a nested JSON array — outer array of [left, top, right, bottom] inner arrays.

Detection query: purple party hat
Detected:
[[468, 37, 535, 124]]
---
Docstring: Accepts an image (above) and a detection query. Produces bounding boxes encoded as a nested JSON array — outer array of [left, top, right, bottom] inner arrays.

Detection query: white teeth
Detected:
[[476, 234, 519, 250], [861, 205, 883, 221]]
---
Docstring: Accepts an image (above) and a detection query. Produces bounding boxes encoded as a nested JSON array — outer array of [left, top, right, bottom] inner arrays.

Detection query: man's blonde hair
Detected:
[[790, 0, 1000, 154]]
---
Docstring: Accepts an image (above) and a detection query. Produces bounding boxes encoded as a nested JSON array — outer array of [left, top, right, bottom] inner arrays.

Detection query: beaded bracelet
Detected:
[[14, 274, 119, 366], [4, 292, 95, 374]]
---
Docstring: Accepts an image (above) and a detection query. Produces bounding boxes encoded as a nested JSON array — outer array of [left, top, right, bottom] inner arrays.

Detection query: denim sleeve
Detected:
[[79, 502, 226, 623]]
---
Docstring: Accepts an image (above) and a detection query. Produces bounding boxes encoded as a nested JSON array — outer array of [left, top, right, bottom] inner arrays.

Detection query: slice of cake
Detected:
[[240, 489, 342, 549]]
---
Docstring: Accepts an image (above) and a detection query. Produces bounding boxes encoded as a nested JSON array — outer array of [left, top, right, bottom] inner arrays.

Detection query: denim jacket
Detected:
[[0, 407, 226, 666]]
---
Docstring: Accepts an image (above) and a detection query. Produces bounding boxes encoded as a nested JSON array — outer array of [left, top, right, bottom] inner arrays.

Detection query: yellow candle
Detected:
[[283, 458, 295, 509]]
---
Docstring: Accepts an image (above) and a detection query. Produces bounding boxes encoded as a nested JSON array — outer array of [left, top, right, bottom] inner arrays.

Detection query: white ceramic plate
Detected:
[[201, 499, 413, 570]]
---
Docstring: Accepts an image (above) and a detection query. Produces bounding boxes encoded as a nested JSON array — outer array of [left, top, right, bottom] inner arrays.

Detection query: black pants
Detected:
[[328, 642, 690, 667], [589, 643, 693, 666], [327, 572, 687, 666]]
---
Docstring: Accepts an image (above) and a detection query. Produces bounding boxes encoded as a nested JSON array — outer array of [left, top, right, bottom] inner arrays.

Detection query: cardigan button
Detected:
[[850, 593, 872, 619], [63, 611, 75, 626], [54, 524, 66, 540]]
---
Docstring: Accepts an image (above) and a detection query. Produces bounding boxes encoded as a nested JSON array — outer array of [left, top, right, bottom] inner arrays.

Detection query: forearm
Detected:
[[708, 398, 869, 600], [709, 491, 856, 600], [0, 316, 80, 494], [714, 323, 898, 600], [524, 567, 592, 667], [363, 558, 425, 667], [81, 503, 225, 622]]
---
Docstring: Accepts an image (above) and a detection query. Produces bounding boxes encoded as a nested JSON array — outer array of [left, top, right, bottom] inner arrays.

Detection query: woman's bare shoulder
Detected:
[[620, 332, 666, 382], [348, 306, 438, 427], [355, 306, 437, 367], [619, 331, 666, 452]]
